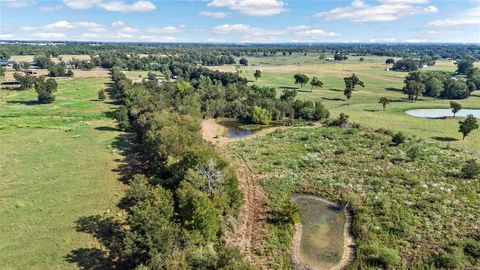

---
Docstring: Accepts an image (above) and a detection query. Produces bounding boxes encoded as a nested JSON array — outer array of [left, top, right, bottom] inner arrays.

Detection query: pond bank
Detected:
[[291, 194, 355, 270], [405, 108, 480, 119]]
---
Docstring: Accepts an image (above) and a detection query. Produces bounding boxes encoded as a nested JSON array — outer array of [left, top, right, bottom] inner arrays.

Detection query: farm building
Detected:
[[24, 69, 37, 75]]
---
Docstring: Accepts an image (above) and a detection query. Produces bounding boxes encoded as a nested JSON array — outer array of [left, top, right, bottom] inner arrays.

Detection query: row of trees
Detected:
[[109, 67, 253, 269]]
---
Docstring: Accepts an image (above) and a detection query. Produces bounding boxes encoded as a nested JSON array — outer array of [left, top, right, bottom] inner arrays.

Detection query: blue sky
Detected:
[[0, 0, 479, 43]]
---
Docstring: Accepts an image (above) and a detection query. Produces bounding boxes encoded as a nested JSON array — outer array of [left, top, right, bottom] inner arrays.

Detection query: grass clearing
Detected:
[[0, 77, 125, 269]]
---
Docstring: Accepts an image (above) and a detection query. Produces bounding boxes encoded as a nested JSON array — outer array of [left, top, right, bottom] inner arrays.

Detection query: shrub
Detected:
[[35, 78, 57, 104], [251, 106, 272, 125], [461, 159, 479, 179], [464, 238, 480, 258], [391, 132, 406, 145], [437, 247, 465, 269], [98, 89, 106, 100], [362, 244, 402, 267], [328, 113, 349, 127], [407, 144, 423, 161]]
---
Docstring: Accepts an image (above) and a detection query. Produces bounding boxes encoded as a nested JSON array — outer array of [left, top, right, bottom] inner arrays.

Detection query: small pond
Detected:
[[294, 197, 346, 270], [218, 120, 281, 138], [406, 109, 480, 119]]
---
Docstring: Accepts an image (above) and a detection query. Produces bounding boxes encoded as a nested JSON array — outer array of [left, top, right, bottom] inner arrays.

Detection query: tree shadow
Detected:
[[279, 86, 299, 90], [95, 126, 118, 132], [111, 133, 151, 184], [322, 97, 345, 101], [431, 136, 459, 142], [364, 109, 380, 112], [65, 215, 129, 270], [6, 100, 39, 106]]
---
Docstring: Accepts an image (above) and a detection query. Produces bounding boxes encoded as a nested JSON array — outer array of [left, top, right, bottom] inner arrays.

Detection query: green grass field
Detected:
[[210, 54, 480, 156], [0, 77, 125, 269]]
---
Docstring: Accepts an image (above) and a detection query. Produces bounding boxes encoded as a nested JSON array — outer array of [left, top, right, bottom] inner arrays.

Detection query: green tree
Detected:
[[98, 89, 106, 100], [456, 59, 474, 76], [254, 70, 261, 81], [19, 61, 30, 70], [424, 76, 443, 100], [459, 115, 479, 140], [294, 73, 309, 88], [344, 73, 364, 99], [403, 80, 425, 102], [378, 97, 390, 111], [13, 73, 36, 90], [386, 58, 395, 64], [251, 106, 272, 125], [0, 67, 5, 78], [310, 76, 323, 92], [239, 58, 248, 66], [280, 89, 297, 102], [34, 78, 57, 104], [450, 101, 462, 118]]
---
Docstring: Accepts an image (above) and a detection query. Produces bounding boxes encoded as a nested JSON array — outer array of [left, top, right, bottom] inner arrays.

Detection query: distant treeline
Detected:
[[1, 43, 480, 63]]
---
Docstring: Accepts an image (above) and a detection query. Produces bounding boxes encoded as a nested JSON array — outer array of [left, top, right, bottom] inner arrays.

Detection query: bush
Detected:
[[461, 159, 479, 179], [35, 78, 57, 104], [407, 144, 423, 161], [437, 247, 465, 269], [251, 106, 272, 125], [464, 238, 480, 258], [98, 89, 106, 100], [362, 244, 402, 267], [391, 132, 406, 145], [328, 113, 349, 127]]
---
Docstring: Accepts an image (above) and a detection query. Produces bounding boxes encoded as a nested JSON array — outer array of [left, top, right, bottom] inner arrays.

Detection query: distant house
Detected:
[[24, 69, 37, 75]]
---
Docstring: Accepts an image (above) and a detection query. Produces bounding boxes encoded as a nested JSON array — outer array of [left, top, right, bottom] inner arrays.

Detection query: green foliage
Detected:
[[437, 247, 465, 269], [34, 77, 57, 104], [403, 80, 425, 102], [461, 159, 479, 179], [254, 69, 261, 81], [48, 62, 73, 77], [391, 131, 406, 145], [450, 101, 462, 117], [392, 59, 419, 71], [310, 76, 323, 92], [378, 96, 390, 111], [114, 105, 131, 131], [280, 89, 297, 102], [361, 244, 402, 268], [239, 58, 248, 66], [251, 106, 272, 125], [294, 73, 309, 88], [456, 59, 475, 76], [385, 58, 395, 64], [343, 74, 364, 99], [406, 144, 423, 161], [464, 238, 480, 258], [13, 72, 36, 89], [98, 89, 106, 100], [458, 115, 479, 140], [293, 100, 330, 121]]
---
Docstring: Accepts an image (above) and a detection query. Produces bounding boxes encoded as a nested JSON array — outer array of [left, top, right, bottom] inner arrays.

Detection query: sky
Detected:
[[0, 0, 479, 43]]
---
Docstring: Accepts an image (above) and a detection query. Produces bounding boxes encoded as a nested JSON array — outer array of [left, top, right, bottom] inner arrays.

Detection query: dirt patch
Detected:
[[291, 194, 355, 270]]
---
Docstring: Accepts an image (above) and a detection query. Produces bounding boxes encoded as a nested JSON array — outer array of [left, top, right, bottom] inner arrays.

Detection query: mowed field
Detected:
[[208, 54, 480, 157], [0, 77, 125, 269]]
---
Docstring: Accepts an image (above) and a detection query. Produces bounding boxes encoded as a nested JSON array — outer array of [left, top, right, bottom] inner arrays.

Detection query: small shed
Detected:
[[24, 69, 37, 75]]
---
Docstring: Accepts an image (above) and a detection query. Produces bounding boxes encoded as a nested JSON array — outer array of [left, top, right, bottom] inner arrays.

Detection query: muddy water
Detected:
[[292, 195, 350, 270], [218, 120, 281, 138]]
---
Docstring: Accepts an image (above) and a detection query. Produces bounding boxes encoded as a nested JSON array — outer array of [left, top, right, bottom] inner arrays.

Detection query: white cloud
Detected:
[[208, 0, 287, 16], [39, 5, 63, 11], [112, 21, 126, 27], [368, 37, 398, 42], [20, 26, 36, 31], [0, 34, 15, 39], [212, 24, 286, 36], [62, 0, 155, 12], [32, 32, 67, 40], [200, 11, 229, 19], [294, 29, 342, 39], [1, 0, 36, 8], [147, 26, 184, 34], [287, 25, 311, 31], [315, 0, 437, 22], [43, 20, 103, 31], [428, 4, 480, 27]]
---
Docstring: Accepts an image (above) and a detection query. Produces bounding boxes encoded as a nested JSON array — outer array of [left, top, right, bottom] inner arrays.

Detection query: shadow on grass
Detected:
[[322, 97, 345, 101], [431, 136, 459, 142], [95, 126, 118, 132], [364, 109, 380, 112], [328, 88, 343, 92], [66, 215, 129, 270], [6, 100, 39, 106], [111, 133, 151, 184], [279, 86, 299, 90]]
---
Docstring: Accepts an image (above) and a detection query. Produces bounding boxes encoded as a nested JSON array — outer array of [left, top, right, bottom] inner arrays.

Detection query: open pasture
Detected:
[[0, 77, 125, 269]]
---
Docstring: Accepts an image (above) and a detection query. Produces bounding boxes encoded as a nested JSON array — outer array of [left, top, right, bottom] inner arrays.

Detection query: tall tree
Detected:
[[459, 115, 479, 140], [343, 73, 364, 99], [239, 58, 248, 66], [403, 81, 425, 102], [35, 78, 57, 104], [294, 73, 309, 88], [310, 76, 323, 92], [450, 101, 462, 118], [378, 97, 390, 111]]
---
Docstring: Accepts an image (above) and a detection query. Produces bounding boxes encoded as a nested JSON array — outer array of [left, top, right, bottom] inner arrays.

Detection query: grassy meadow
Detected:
[[225, 127, 480, 268], [0, 77, 125, 269], [209, 54, 480, 157]]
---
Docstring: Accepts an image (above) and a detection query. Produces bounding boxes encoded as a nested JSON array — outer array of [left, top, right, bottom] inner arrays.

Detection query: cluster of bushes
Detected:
[[403, 70, 476, 101], [12, 73, 57, 103], [48, 62, 74, 77], [110, 68, 254, 269]]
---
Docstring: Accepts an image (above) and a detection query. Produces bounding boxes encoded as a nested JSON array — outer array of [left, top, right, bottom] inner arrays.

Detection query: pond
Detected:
[[293, 195, 350, 270], [218, 120, 281, 138], [406, 109, 480, 119]]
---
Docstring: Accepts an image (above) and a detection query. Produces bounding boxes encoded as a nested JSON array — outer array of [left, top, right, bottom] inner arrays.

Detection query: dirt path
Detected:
[[291, 194, 355, 270]]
